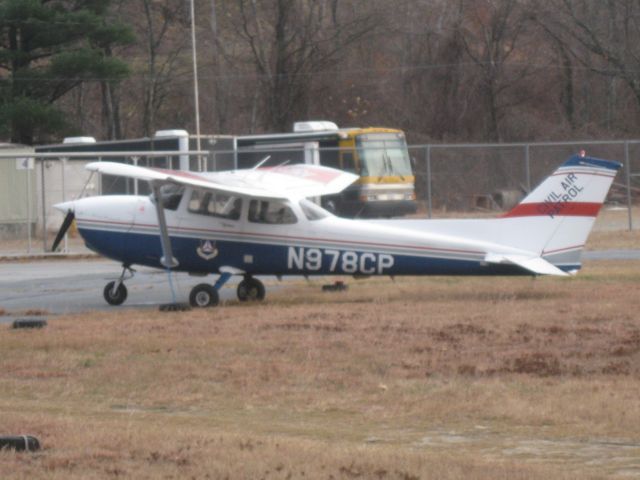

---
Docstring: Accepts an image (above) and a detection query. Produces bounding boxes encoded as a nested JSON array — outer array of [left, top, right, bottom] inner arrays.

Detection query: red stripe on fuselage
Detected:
[[503, 202, 601, 218]]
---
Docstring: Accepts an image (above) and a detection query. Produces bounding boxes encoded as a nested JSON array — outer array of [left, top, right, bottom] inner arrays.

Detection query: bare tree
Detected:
[[224, 0, 379, 132], [139, 0, 191, 136], [38, 0, 640, 143], [389, 0, 469, 140], [457, 0, 539, 141], [537, 0, 640, 133]]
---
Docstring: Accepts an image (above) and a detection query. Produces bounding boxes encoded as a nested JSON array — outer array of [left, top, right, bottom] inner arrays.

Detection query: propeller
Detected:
[[51, 210, 75, 252]]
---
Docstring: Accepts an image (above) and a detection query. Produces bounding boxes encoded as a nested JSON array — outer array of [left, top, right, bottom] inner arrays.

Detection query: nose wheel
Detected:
[[103, 281, 128, 305], [103, 266, 134, 306], [237, 276, 265, 302]]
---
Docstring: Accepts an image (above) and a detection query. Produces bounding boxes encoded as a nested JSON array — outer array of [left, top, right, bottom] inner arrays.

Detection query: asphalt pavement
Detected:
[[0, 251, 638, 323], [0, 258, 263, 323]]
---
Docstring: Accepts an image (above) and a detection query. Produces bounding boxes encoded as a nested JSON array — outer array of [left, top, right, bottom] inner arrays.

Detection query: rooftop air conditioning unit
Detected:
[[293, 121, 339, 133], [63, 136, 96, 144]]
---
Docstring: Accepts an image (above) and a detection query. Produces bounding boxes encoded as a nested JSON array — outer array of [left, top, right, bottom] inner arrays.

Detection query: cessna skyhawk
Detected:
[[52, 153, 621, 307]]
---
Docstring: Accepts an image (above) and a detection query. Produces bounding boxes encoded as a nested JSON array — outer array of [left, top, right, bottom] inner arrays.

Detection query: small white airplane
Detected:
[[53, 152, 620, 308]]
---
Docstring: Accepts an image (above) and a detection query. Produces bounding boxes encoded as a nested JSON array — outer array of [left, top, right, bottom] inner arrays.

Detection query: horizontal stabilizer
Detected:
[[484, 253, 570, 276]]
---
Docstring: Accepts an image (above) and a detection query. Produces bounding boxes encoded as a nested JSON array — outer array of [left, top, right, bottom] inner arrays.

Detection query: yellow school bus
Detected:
[[235, 122, 417, 217]]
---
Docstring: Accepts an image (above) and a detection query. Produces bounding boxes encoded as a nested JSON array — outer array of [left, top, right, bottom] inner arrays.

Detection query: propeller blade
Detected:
[[51, 210, 75, 252]]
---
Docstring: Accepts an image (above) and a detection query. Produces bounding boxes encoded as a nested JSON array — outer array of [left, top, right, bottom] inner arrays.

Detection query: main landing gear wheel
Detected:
[[237, 277, 265, 302], [189, 283, 219, 308], [103, 281, 128, 306]]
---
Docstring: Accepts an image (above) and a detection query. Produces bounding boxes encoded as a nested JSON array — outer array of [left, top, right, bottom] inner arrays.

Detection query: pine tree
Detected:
[[0, 0, 134, 144]]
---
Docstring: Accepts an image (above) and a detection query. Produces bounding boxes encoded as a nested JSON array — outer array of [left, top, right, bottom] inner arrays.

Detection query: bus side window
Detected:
[[322, 148, 340, 169], [342, 152, 356, 173]]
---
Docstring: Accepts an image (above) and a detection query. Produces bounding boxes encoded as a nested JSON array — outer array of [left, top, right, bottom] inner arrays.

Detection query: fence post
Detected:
[[625, 142, 633, 231], [426, 145, 432, 218], [26, 161, 32, 254], [61, 157, 67, 252], [40, 159, 46, 253], [524, 143, 531, 192], [98, 157, 102, 196], [132, 156, 140, 195]]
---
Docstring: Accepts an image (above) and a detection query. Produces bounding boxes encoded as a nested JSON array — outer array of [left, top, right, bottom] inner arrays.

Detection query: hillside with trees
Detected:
[[1, 0, 639, 145]]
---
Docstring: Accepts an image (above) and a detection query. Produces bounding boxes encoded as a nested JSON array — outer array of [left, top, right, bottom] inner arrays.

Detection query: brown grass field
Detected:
[[1, 257, 640, 479]]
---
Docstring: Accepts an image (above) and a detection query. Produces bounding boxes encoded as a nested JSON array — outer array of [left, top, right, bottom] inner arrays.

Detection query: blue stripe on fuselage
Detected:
[[78, 227, 579, 276]]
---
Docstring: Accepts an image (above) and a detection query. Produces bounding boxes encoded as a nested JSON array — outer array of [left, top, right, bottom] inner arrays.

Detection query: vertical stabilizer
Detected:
[[501, 153, 621, 270]]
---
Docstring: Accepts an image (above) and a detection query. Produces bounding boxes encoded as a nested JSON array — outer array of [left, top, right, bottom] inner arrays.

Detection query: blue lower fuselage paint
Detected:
[[79, 227, 580, 276]]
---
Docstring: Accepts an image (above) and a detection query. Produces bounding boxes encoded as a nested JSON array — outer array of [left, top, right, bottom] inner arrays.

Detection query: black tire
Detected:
[[237, 277, 266, 302], [12, 319, 47, 329], [189, 283, 219, 308], [103, 281, 127, 306], [0, 435, 40, 452]]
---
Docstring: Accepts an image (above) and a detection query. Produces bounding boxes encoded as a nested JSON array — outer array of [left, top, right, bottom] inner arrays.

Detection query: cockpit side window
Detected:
[[248, 200, 297, 224], [188, 190, 242, 220], [158, 184, 185, 211]]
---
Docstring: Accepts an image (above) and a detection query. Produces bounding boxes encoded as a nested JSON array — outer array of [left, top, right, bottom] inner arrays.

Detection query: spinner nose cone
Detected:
[[53, 200, 75, 213]]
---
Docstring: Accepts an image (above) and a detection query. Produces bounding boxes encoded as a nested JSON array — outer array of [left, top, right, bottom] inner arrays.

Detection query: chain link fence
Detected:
[[0, 141, 636, 257], [409, 141, 638, 221]]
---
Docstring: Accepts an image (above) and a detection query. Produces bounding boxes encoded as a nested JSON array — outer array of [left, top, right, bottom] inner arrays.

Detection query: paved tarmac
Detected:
[[0, 251, 637, 323], [582, 250, 640, 261], [0, 258, 274, 323]]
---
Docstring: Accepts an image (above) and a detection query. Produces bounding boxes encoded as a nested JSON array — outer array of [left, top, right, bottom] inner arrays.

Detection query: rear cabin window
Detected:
[[188, 190, 242, 220], [248, 200, 297, 224]]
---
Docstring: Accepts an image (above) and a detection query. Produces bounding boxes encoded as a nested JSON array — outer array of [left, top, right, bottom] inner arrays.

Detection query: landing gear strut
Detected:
[[103, 266, 134, 306], [237, 275, 265, 302]]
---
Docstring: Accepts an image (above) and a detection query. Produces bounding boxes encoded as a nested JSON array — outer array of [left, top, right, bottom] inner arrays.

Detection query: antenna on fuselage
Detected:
[[252, 155, 271, 169]]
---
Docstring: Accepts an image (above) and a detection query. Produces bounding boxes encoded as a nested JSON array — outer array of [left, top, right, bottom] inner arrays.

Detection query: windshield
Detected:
[[357, 134, 412, 178], [299, 199, 331, 220]]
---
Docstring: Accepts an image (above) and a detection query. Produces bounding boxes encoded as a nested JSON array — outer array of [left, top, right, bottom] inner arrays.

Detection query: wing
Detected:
[[86, 162, 358, 199]]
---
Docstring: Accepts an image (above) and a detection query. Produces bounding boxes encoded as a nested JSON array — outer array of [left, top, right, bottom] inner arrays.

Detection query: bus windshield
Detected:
[[357, 134, 412, 178]]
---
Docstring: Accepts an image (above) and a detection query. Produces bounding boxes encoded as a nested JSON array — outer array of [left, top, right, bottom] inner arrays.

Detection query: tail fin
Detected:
[[500, 153, 621, 272]]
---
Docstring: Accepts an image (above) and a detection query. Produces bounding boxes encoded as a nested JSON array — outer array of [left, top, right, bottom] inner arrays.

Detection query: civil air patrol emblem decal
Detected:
[[197, 240, 219, 260]]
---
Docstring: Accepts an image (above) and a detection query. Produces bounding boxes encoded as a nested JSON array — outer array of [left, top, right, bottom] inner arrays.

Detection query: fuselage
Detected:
[[60, 189, 547, 278]]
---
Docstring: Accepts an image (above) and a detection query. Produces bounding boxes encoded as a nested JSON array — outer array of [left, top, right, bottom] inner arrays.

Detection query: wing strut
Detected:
[[151, 181, 179, 269]]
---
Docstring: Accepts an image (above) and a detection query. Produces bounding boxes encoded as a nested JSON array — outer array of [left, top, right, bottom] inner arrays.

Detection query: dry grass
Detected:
[[586, 229, 640, 250], [1, 261, 640, 478]]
